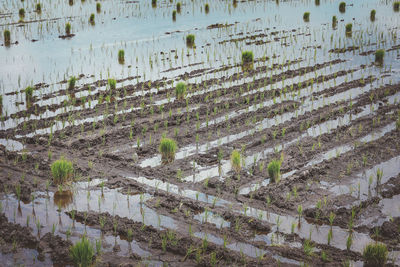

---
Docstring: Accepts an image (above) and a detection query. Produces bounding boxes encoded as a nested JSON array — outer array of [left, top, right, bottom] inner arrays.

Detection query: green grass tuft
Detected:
[[108, 79, 116, 91], [394, 2, 400, 12], [186, 34, 195, 47], [68, 76, 76, 91], [268, 159, 281, 183], [25, 86, 34, 104], [303, 12, 310, 22], [339, 2, 346, 13], [375, 49, 384, 65], [363, 243, 387, 267], [70, 237, 94, 267], [3, 30, 10, 45], [51, 157, 74, 184], [241, 51, 254, 65], [175, 82, 187, 100], [118, 49, 125, 64], [370, 9, 376, 21], [159, 138, 177, 164], [230, 150, 241, 174]]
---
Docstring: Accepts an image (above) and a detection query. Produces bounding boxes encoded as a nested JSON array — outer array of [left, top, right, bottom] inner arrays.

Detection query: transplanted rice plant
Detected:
[[345, 23, 352, 36], [268, 159, 281, 183], [159, 138, 177, 164], [89, 13, 95, 25], [186, 34, 195, 47], [70, 237, 94, 267], [177, 2, 181, 13], [230, 150, 241, 174], [68, 76, 76, 91], [25, 86, 34, 104], [36, 3, 42, 13], [241, 51, 254, 65], [65, 23, 72, 35], [118, 49, 125, 64], [303, 12, 310, 22], [96, 3, 101, 13], [370, 9, 376, 21], [108, 79, 116, 91], [339, 2, 346, 13], [175, 82, 187, 100], [205, 3, 210, 13], [172, 10, 177, 21], [0, 95, 3, 113], [19, 8, 25, 18], [152, 0, 157, 8], [362, 243, 387, 267], [51, 157, 74, 184], [375, 49, 385, 65], [394, 2, 400, 12], [332, 16, 337, 28], [3, 30, 10, 46]]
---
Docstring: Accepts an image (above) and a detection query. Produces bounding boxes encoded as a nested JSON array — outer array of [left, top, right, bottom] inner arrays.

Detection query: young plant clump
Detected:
[[339, 2, 346, 13], [68, 76, 76, 91], [172, 10, 177, 21], [241, 51, 254, 65], [186, 34, 195, 47], [177, 2, 181, 13], [51, 157, 74, 184], [268, 159, 281, 183], [205, 3, 210, 13], [25, 86, 34, 105], [394, 2, 400, 12], [370, 9, 376, 21], [375, 49, 384, 65], [159, 138, 177, 164], [362, 242, 387, 267], [345, 23, 352, 36], [303, 12, 310, 22], [96, 3, 101, 13], [118, 49, 125, 64], [3, 30, 10, 46], [175, 82, 187, 100], [65, 23, 72, 35], [89, 14, 95, 25], [70, 237, 95, 267], [230, 150, 241, 174]]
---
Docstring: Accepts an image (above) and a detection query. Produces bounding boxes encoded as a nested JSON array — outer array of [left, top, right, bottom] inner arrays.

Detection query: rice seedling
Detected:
[[205, 3, 210, 13], [241, 51, 254, 65], [172, 10, 176, 21], [332, 16, 337, 28], [267, 159, 281, 183], [70, 237, 94, 267], [68, 76, 76, 91], [363, 242, 387, 267], [303, 12, 310, 22], [65, 23, 72, 35], [118, 49, 125, 64], [230, 150, 241, 174], [315, 0, 320, 6], [108, 78, 116, 91], [36, 3, 42, 13], [25, 86, 34, 105], [186, 34, 195, 47], [96, 3, 101, 13], [394, 2, 400, 12], [374, 49, 384, 65], [19, 8, 25, 19], [370, 9, 376, 21], [3, 30, 10, 46], [159, 138, 177, 164], [89, 13, 95, 25], [175, 82, 187, 100], [339, 2, 346, 13], [177, 2, 181, 13], [345, 23, 352, 36], [51, 157, 74, 184], [152, 0, 157, 8]]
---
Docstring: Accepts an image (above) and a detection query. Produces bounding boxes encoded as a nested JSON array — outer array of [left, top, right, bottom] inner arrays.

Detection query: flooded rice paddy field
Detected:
[[1, 0, 400, 266]]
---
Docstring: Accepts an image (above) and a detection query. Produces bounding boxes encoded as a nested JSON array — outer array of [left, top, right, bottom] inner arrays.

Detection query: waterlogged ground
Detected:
[[1, 0, 400, 266]]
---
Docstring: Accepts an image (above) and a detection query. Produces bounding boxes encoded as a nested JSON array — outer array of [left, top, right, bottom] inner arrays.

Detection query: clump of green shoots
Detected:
[[89, 13, 95, 25], [108, 79, 116, 91], [241, 51, 254, 65], [230, 150, 241, 174], [345, 23, 352, 36], [303, 12, 310, 22], [96, 3, 101, 12], [3, 30, 11, 46], [363, 242, 388, 267], [152, 0, 157, 8], [339, 2, 346, 13], [268, 159, 281, 183], [65, 23, 72, 35], [332, 16, 337, 28], [36, 3, 42, 13], [186, 34, 195, 47], [374, 49, 384, 65], [177, 2, 181, 13], [118, 49, 125, 64], [19, 8, 25, 19], [205, 3, 210, 13], [68, 76, 76, 91], [25, 86, 34, 105], [70, 237, 94, 267], [159, 138, 177, 164], [370, 9, 376, 21], [175, 82, 187, 100], [172, 10, 177, 21], [51, 157, 74, 184], [394, 2, 400, 12]]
